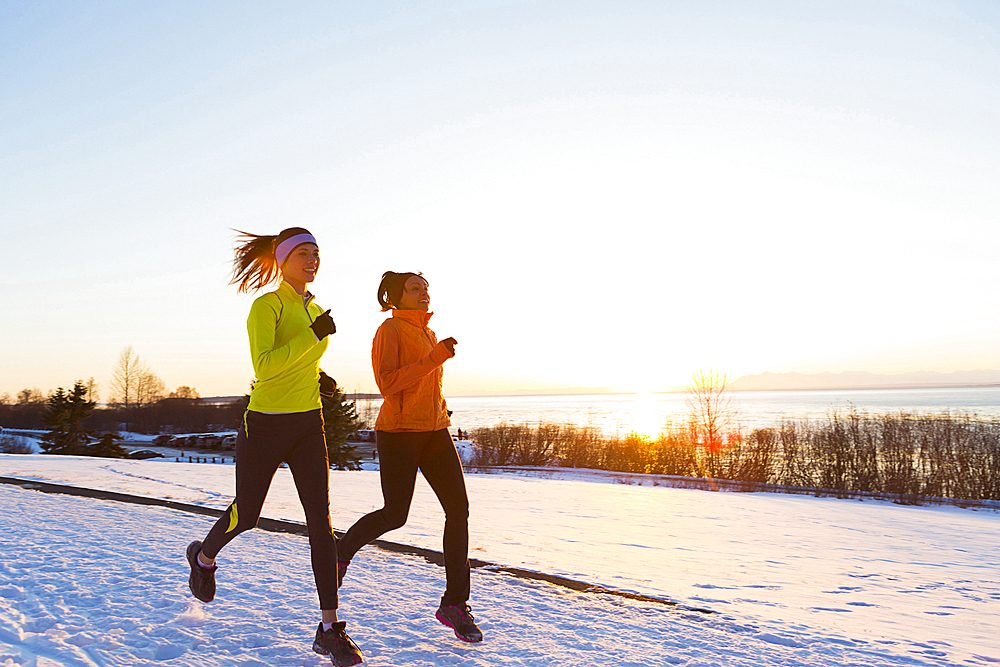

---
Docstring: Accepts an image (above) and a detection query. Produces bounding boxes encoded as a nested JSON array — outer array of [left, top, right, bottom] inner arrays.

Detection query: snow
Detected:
[[2, 453, 999, 666]]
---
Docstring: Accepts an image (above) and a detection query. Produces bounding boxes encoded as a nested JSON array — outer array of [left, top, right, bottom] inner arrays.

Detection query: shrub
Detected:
[[468, 411, 1000, 502], [0, 434, 33, 454]]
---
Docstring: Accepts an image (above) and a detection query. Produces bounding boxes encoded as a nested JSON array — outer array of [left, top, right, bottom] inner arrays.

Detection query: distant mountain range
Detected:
[[731, 370, 1000, 391]]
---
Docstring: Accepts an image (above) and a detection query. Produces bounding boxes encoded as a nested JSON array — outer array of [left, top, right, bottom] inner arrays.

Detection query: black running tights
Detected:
[[338, 429, 470, 606], [200, 409, 339, 610]]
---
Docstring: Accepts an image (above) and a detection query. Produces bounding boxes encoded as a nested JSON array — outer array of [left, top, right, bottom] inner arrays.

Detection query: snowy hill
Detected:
[[1, 454, 998, 665]]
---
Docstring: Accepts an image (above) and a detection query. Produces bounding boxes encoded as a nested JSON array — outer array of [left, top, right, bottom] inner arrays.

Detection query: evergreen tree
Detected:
[[90, 432, 127, 458], [321, 387, 363, 471], [41, 381, 95, 455]]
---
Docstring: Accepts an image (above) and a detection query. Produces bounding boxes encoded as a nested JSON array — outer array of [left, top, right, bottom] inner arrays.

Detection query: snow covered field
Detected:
[[2, 453, 999, 666]]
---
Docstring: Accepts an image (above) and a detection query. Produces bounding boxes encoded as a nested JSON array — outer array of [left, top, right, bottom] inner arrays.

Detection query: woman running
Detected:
[[185, 227, 363, 667], [336, 271, 483, 643]]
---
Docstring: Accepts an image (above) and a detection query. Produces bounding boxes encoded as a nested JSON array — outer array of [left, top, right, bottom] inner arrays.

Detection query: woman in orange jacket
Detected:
[[337, 271, 483, 643]]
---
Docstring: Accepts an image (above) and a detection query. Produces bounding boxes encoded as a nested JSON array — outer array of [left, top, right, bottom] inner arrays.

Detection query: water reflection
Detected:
[[437, 386, 1000, 436]]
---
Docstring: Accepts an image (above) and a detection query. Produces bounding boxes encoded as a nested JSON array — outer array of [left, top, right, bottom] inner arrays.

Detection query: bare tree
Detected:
[[110, 345, 145, 412], [686, 369, 740, 460], [354, 384, 378, 429], [84, 377, 100, 404], [17, 388, 45, 405], [169, 386, 200, 400], [135, 370, 166, 407]]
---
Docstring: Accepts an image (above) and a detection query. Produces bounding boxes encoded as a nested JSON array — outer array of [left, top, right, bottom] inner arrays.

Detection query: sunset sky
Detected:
[[2, 1, 999, 399]]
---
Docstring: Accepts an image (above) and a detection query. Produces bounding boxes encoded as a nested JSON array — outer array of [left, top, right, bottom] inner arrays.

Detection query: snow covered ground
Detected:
[[2, 453, 999, 666]]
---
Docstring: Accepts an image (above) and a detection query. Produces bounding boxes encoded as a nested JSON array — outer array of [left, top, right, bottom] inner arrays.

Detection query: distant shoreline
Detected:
[[728, 382, 1000, 393], [186, 383, 1000, 403], [441, 383, 1000, 399]]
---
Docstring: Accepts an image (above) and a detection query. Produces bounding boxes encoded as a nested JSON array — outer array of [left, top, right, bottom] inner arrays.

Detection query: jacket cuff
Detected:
[[432, 341, 454, 363]]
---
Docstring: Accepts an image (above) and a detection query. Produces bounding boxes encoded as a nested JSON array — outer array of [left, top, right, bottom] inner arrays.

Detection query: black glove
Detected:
[[442, 337, 457, 355], [310, 309, 336, 339], [319, 371, 337, 397]]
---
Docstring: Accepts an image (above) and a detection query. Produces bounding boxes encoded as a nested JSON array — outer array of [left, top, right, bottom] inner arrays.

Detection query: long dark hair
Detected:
[[231, 227, 312, 293], [377, 271, 426, 311]]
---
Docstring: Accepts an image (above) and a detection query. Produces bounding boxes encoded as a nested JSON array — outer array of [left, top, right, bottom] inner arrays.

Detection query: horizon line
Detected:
[[188, 382, 1000, 402]]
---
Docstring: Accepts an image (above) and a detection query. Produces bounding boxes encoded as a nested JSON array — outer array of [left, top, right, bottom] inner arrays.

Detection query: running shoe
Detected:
[[186, 541, 216, 602], [312, 622, 364, 666], [435, 603, 484, 643]]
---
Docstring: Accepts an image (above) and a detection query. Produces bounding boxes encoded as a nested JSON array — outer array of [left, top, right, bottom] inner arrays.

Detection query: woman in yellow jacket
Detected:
[[185, 227, 363, 667], [337, 271, 483, 643]]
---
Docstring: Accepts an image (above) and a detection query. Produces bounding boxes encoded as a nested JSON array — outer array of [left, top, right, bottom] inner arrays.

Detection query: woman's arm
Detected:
[[373, 321, 453, 396], [247, 295, 319, 381]]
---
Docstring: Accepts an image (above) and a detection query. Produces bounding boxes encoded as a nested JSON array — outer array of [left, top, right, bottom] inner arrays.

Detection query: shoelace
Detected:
[[455, 605, 475, 625], [333, 626, 362, 654]]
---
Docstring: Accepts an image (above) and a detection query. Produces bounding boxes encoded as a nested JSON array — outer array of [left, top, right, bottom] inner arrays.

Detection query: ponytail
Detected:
[[231, 227, 315, 293], [377, 271, 425, 311]]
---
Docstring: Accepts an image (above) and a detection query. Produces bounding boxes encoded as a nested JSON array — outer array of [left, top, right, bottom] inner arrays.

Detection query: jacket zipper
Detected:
[[303, 294, 314, 322]]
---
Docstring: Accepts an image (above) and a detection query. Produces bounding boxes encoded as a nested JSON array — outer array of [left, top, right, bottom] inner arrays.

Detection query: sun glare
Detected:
[[627, 392, 663, 438]]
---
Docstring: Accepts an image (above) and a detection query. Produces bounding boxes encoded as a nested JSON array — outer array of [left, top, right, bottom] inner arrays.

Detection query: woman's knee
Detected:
[[380, 506, 410, 530], [226, 499, 264, 533], [443, 497, 470, 521], [299, 496, 332, 522]]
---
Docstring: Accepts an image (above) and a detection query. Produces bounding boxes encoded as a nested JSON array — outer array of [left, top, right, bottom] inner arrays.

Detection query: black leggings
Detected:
[[339, 429, 471, 606], [201, 409, 339, 610]]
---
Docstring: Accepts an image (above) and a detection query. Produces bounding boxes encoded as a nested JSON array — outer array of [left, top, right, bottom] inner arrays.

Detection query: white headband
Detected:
[[274, 233, 318, 266]]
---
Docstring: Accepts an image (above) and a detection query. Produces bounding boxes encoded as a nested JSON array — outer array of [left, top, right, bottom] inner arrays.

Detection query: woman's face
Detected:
[[281, 243, 320, 285], [397, 276, 430, 311]]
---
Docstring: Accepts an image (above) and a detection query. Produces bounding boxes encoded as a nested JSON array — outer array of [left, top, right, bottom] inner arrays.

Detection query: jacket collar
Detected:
[[392, 309, 433, 328], [277, 280, 314, 306]]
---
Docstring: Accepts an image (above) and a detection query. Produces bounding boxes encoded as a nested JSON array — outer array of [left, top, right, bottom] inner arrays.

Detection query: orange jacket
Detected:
[[372, 309, 454, 432]]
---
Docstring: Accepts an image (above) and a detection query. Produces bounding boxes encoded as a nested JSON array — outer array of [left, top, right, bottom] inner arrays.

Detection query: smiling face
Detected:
[[280, 243, 320, 289], [397, 275, 430, 311]]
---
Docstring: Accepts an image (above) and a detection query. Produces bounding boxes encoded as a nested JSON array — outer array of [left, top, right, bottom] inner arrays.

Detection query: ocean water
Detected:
[[354, 386, 1000, 436]]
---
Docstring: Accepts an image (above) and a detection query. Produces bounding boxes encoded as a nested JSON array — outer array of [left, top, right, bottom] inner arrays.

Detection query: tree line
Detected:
[[0, 384, 246, 434], [0, 346, 218, 432], [0, 346, 365, 470]]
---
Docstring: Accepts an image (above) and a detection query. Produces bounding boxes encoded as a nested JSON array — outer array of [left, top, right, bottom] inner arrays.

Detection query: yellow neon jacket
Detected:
[[373, 309, 454, 432], [247, 280, 329, 413]]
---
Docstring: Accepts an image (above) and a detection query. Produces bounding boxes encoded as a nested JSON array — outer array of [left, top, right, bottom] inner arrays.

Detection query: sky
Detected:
[[2, 0, 999, 399]]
